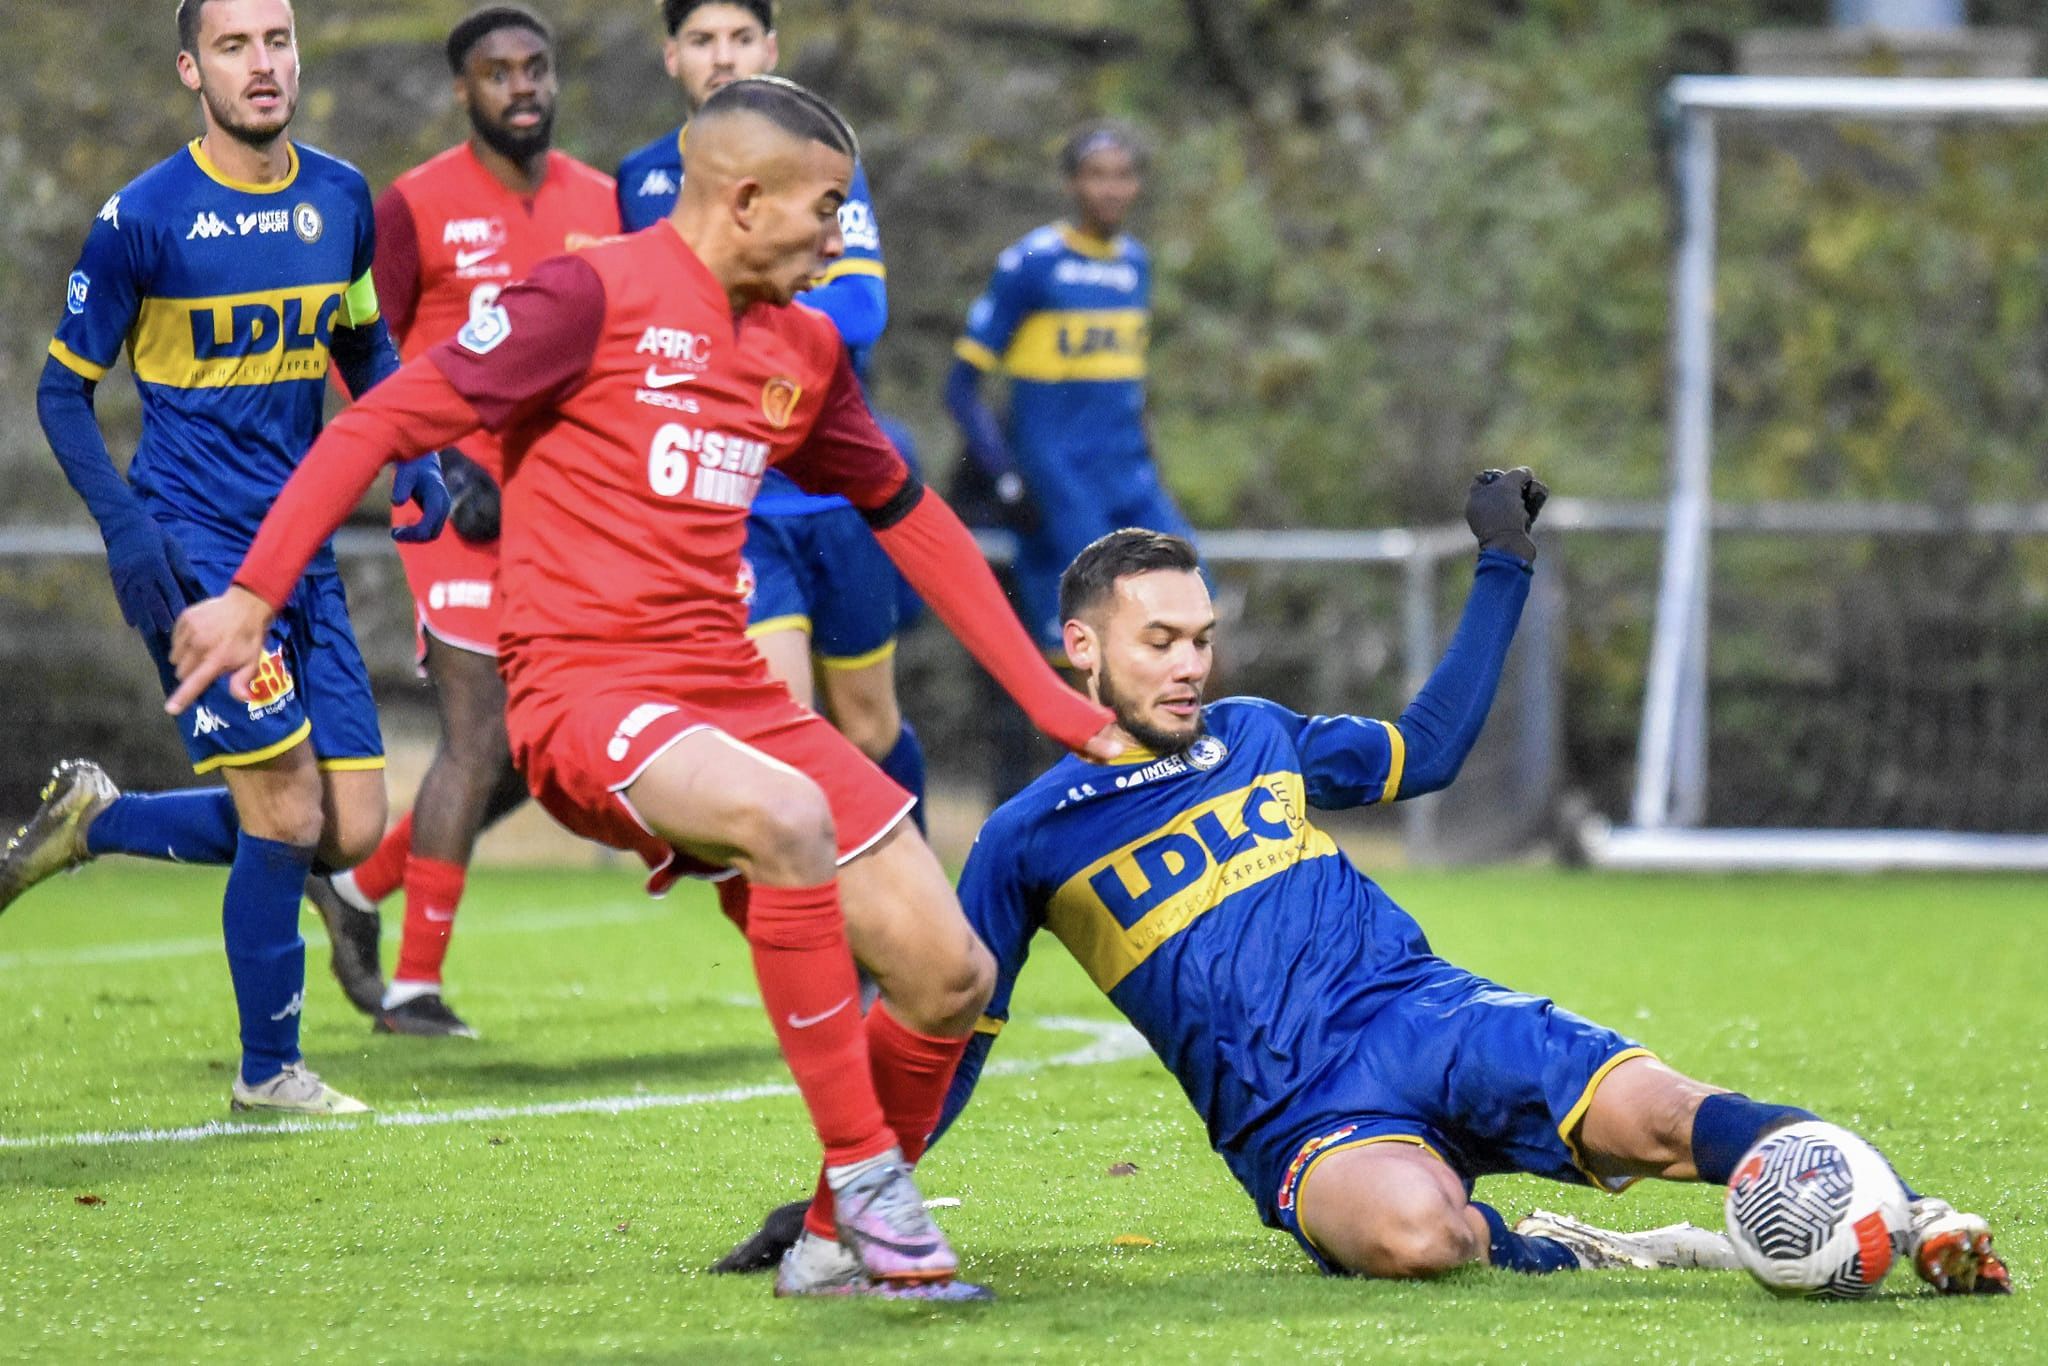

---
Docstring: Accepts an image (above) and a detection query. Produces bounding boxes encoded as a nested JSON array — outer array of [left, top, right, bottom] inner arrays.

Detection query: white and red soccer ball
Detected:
[[1724, 1120, 1910, 1299]]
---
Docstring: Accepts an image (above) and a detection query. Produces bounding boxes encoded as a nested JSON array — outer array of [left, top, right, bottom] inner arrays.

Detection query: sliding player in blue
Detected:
[[3, 0, 445, 1116], [617, 0, 926, 827], [731, 472, 2010, 1296]]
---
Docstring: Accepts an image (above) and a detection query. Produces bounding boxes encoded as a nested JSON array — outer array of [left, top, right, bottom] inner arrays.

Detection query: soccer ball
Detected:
[[1724, 1120, 1910, 1299]]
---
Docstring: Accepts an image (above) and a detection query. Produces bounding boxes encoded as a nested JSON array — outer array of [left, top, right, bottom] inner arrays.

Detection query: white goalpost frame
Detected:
[[1597, 75, 2048, 872]]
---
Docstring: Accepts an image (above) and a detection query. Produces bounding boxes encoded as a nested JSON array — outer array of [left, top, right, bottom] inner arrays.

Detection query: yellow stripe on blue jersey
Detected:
[[131, 281, 347, 389], [1376, 721, 1406, 803], [1001, 308, 1148, 383], [1045, 769, 1340, 992]]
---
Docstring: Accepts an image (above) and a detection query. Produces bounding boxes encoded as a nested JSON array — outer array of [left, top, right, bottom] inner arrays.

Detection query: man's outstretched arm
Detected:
[[1274, 468, 1549, 808]]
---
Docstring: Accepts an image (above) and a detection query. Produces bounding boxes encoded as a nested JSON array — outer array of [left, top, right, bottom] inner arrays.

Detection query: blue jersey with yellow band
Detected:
[[955, 222, 1150, 504], [49, 140, 381, 573], [617, 126, 888, 516], [941, 551, 1537, 1224]]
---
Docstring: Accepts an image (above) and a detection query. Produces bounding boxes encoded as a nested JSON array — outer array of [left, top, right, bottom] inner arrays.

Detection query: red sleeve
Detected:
[[773, 349, 911, 511], [234, 362, 485, 609], [873, 490, 1112, 751], [372, 186, 421, 346], [426, 253, 606, 432]]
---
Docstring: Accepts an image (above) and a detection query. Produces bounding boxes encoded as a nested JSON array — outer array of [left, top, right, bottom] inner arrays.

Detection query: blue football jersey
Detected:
[[49, 139, 382, 572], [955, 222, 1151, 507], [957, 696, 1450, 1211], [617, 124, 888, 516]]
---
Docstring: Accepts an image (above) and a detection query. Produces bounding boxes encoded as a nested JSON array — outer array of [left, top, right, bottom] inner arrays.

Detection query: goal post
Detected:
[[1594, 75, 2048, 872]]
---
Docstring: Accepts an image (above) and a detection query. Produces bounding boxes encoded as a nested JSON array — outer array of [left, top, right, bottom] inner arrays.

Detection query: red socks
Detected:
[[350, 811, 413, 905], [745, 882, 893, 1173], [803, 1002, 972, 1238], [392, 855, 466, 988]]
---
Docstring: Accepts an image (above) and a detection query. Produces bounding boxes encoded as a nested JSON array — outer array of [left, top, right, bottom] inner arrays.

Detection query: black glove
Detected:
[[1464, 466, 1548, 564], [441, 449, 502, 544]]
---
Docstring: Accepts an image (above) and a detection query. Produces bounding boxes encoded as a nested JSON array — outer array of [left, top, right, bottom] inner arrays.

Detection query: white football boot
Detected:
[[230, 1062, 370, 1116], [1515, 1209, 1742, 1271], [773, 1231, 995, 1302], [1905, 1198, 2013, 1294]]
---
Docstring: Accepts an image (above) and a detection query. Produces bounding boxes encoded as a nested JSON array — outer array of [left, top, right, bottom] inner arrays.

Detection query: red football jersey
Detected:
[[373, 145, 620, 477], [425, 225, 912, 695]]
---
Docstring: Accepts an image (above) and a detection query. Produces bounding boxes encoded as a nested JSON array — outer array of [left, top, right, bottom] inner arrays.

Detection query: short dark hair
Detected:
[[662, 0, 772, 37], [696, 75, 856, 162], [178, 0, 280, 55], [1058, 529, 1201, 624], [1060, 120, 1147, 178], [447, 5, 553, 74]]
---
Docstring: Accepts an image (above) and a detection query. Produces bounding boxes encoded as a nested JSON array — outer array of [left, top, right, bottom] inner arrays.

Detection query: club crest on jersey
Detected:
[[292, 202, 323, 244], [1187, 736, 1228, 771], [66, 271, 90, 315], [1276, 1126, 1360, 1213], [458, 304, 512, 355], [736, 557, 757, 605], [761, 377, 802, 430], [244, 647, 296, 717]]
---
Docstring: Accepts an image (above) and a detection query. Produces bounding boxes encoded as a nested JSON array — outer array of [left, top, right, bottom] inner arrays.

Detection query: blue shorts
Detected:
[[743, 503, 900, 667], [141, 561, 384, 775], [1013, 484, 1196, 652], [1256, 959, 1649, 1274]]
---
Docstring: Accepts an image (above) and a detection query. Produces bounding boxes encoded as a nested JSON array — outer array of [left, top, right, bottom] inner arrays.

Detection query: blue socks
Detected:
[[1691, 1093, 1820, 1184], [223, 834, 315, 1085], [85, 788, 239, 865], [878, 722, 927, 834], [1472, 1200, 1579, 1274]]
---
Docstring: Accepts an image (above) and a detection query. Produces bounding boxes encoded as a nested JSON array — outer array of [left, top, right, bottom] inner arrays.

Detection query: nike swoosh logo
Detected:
[[454, 247, 499, 268], [423, 907, 456, 923], [786, 997, 852, 1030], [643, 366, 698, 389]]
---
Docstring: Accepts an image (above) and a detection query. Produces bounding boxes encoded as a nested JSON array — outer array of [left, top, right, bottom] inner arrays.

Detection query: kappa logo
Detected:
[[268, 991, 305, 1022], [192, 705, 228, 737], [96, 194, 121, 229], [636, 168, 678, 198], [607, 702, 680, 762], [458, 304, 512, 355], [66, 271, 90, 316], [186, 211, 233, 240]]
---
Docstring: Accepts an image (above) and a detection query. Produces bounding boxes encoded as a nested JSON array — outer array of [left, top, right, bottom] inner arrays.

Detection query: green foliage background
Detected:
[[3, 0, 2046, 821]]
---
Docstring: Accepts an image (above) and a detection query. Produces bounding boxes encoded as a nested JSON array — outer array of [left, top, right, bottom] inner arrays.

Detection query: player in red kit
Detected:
[[168, 77, 1118, 1302], [305, 6, 622, 1037]]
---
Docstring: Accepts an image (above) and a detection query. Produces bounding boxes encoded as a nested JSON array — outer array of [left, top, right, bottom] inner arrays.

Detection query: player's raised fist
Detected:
[[1465, 466, 1548, 565]]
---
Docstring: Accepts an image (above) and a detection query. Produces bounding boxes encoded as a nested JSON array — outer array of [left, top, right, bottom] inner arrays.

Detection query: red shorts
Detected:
[[396, 529, 502, 664], [507, 672, 914, 895]]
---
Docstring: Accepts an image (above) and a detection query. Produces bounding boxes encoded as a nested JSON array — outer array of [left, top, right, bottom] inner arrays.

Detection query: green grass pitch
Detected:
[[0, 864, 2039, 1361]]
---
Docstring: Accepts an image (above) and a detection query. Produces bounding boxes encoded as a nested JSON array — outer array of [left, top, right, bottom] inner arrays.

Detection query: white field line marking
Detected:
[[0, 1017, 1149, 1153], [0, 903, 661, 973]]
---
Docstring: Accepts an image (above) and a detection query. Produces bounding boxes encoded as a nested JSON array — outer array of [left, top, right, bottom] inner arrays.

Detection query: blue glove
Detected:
[[102, 512, 206, 638], [391, 452, 451, 543]]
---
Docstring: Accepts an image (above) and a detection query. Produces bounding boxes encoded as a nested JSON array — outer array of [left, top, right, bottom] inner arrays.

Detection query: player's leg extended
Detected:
[[620, 733, 894, 1165], [1570, 1056, 2010, 1292], [219, 743, 366, 1115], [376, 635, 524, 1036]]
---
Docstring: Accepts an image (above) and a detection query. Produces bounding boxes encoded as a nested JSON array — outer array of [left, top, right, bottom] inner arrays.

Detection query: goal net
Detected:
[[1591, 76, 2048, 871]]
